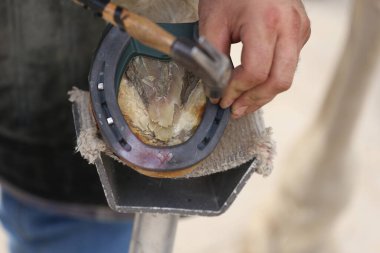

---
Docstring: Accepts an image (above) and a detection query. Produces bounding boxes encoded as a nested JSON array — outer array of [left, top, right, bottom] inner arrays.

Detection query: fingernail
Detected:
[[210, 98, 220, 104], [220, 99, 233, 109], [232, 106, 248, 118]]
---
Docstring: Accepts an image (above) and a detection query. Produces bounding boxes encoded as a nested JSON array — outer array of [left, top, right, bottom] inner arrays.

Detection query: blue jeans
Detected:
[[0, 190, 133, 253]]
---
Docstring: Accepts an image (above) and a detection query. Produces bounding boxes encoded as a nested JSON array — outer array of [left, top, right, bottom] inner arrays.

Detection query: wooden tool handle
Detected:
[[102, 3, 176, 55]]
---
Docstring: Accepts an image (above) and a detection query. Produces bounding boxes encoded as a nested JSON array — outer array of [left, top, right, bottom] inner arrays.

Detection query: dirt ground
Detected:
[[1, 0, 379, 252]]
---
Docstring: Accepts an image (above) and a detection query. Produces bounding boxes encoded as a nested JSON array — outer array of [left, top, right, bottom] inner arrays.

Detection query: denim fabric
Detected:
[[0, 190, 133, 253], [0, 0, 110, 204]]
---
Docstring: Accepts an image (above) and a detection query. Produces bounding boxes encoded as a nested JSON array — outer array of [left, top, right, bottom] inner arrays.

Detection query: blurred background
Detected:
[[173, 0, 380, 252], [1, 0, 379, 252]]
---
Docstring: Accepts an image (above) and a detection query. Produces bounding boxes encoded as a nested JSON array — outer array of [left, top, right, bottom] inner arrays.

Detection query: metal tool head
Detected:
[[171, 36, 232, 99]]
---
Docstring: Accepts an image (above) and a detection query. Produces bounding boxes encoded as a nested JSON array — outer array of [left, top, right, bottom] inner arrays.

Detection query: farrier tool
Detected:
[[73, 0, 232, 99]]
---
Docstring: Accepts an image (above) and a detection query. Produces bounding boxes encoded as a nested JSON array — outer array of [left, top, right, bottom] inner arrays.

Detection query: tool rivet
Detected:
[[106, 117, 114, 125], [97, 82, 104, 90]]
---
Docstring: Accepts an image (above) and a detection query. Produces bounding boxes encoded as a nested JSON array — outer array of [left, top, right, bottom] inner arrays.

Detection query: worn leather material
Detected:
[[0, 0, 109, 205]]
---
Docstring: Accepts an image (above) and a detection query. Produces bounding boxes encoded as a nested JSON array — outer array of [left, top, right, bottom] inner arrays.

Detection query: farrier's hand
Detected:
[[199, 0, 311, 118]]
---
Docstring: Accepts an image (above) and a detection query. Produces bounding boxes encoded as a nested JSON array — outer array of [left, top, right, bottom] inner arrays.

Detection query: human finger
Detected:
[[220, 23, 277, 109], [231, 28, 299, 118], [198, 4, 231, 55]]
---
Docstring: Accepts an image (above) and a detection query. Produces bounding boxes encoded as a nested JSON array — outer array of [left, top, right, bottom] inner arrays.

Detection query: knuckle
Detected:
[[255, 70, 270, 84], [300, 14, 311, 38], [304, 19, 312, 41], [244, 92, 271, 104], [304, 26, 312, 43], [227, 81, 249, 96], [292, 6, 311, 35], [290, 8, 302, 32], [264, 6, 282, 32], [274, 79, 292, 92], [247, 96, 272, 110], [244, 92, 260, 104], [232, 85, 247, 94], [245, 67, 270, 84], [304, 15, 311, 30]]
